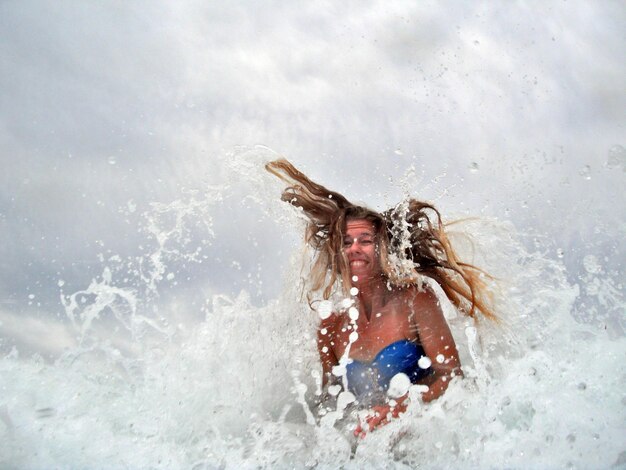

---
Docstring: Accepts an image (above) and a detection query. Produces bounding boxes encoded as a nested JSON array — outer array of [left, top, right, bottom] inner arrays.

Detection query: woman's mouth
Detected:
[[350, 260, 367, 267]]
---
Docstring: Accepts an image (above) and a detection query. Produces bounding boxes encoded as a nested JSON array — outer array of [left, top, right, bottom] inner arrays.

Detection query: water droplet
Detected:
[[556, 248, 564, 258], [606, 144, 626, 171], [387, 373, 411, 398], [583, 255, 601, 274], [349, 331, 359, 343], [418, 356, 432, 369], [57, 279, 65, 287], [351, 275, 358, 282], [328, 384, 342, 396], [348, 307, 359, 320], [107, 156, 117, 165], [317, 300, 333, 320], [469, 162, 479, 173], [473, 40, 480, 46], [394, 148, 404, 156], [341, 298, 353, 309], [579, 165, 591, 180], [436, 354, 445, 363], [336, 391, 356, 410], [28, 294, 35, 299], [350, 287, 359, 296]]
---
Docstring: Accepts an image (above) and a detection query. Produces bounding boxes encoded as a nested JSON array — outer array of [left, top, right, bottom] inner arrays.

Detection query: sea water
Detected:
[[0, 150, 624, 469]]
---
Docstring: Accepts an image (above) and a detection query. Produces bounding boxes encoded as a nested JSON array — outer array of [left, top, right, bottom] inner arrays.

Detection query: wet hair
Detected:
[[266, 158, 496, 320]]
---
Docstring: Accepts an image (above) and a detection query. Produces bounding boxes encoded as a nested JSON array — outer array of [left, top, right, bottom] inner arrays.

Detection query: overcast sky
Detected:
[[1, 0, 624, 355]]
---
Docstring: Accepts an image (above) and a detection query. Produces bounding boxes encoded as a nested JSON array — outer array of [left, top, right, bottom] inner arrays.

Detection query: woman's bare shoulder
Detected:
[[400, 282, 439, 304]]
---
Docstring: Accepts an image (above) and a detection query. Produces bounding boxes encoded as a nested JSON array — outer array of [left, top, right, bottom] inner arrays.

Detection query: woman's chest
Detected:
[[331, 300, 417, 361]]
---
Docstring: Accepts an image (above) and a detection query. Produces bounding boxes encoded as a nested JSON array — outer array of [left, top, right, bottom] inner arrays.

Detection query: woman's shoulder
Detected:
[[397, 281, 440, 308]]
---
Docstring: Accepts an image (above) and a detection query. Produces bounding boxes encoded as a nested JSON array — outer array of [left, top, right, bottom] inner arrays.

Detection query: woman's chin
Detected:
[[349, 271, 375, 284]]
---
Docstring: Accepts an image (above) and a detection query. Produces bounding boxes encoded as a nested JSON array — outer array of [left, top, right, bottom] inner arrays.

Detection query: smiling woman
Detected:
[[343, 220, 380, 279], [266, 158, 496, 436]]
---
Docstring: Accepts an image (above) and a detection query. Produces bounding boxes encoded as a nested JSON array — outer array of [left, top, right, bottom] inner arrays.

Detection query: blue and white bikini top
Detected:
[[345, 339, 432, 401]]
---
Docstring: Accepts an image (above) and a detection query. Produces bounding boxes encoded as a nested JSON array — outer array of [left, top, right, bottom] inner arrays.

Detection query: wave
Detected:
[[0, 150, 624, 469]]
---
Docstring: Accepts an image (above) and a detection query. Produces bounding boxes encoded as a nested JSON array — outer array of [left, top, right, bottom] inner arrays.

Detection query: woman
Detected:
[[266, 159, 495, 436]]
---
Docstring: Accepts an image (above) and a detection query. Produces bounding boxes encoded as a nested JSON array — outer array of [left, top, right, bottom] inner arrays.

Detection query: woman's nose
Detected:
[[345, 239, 361, 253]]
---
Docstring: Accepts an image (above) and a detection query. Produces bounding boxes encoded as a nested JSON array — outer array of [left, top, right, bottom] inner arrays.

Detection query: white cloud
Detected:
[[0, 0, 624, 356]]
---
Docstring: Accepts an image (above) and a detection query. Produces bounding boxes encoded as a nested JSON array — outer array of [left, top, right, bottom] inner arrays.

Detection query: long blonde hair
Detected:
[[266, 158, 496, 320]]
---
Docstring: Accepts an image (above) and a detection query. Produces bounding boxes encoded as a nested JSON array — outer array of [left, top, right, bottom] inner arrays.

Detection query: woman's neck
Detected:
[[354, 275, 388, 321]]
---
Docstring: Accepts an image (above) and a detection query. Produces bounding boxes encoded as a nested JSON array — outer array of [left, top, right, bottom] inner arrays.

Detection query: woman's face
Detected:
[[343, 219, 381, 281]]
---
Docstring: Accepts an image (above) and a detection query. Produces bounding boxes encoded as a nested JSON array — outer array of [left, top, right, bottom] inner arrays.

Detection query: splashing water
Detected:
[[1, 151, 624, 469]]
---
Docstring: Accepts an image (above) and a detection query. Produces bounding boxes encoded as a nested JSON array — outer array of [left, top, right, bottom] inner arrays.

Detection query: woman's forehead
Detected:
[[345, 219, 375, 234]]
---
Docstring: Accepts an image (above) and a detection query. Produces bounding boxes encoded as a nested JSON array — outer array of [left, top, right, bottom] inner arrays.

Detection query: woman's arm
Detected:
[[410, 286, 463, 402], [317, 314, 339, 387]]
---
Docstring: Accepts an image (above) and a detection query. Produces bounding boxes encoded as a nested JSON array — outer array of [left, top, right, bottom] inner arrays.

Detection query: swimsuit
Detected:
[[345, 340, 432, 403]]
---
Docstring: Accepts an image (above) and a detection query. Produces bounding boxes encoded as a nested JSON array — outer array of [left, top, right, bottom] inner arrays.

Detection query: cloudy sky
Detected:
[[1, 0, 624, 355]]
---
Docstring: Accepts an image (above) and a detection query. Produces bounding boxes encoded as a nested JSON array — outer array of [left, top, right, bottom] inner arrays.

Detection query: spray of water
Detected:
[[1, 150, 624, 469]]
